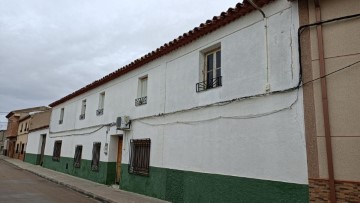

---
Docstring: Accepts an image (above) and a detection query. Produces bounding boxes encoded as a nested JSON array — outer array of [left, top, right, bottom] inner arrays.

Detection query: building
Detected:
[[24, 110, 51, 165], [298, 0, 360, 202], [4, 106, 50, 158], [44, 0, 309, 202], [14, 115, 31, 160], [0, 130, 5, 155]]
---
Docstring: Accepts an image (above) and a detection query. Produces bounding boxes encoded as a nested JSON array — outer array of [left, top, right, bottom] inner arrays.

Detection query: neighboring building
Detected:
[[45, 0, 309, 202], [298, 0, 360, 202], [5, 106, 50, 158], [0, 130, 5, 154], [14, 115, 31, 160], [25, 110, 51, 165]]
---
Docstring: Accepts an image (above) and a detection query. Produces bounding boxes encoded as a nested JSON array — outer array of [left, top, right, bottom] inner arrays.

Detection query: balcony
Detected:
[[79, 114, 85, 120], [196, 76, 222, 92], [96, 109, 104, 116], [135, 96, 147, 106]]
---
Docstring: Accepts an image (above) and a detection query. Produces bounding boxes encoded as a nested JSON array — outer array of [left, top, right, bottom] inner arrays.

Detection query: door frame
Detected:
[[116, 136, 123, 184]]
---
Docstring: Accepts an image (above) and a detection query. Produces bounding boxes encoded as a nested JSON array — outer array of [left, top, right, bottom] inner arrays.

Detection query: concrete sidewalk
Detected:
[[0, 155, 168, 203]]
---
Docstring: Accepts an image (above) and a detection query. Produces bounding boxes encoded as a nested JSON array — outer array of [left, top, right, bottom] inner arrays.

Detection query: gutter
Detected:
[[313, 1, 336, 202]]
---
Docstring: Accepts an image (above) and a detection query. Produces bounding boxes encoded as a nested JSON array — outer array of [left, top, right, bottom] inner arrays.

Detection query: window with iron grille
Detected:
[[52, 140, 62, 161], [129, 139, 151, 176], [96, 92, 105, 116], [91, 142, 101, 171], [73, 145, 82, 168], [79, 99, 86, 120], [135, 76, 148, 106], [59, 108, 64, 124], [196, 46, 222, 92]]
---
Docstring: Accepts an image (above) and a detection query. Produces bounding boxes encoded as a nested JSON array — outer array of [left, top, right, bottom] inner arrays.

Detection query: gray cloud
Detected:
[[0, 0, 241, 128]]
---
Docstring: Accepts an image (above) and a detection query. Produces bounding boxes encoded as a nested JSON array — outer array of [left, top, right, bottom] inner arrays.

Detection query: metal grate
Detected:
[[52, 140, 62, 161], [73, 145, 82, 168], [96, 109, 104, 116], [135, 96, 147, 106], [196, 76, 222, 92], [79, 114, 85, 120], [91, 142, 101, 171], [129, 139, 151, 176]]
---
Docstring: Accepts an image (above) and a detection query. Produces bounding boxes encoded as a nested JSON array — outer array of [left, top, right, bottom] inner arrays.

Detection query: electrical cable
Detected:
[[298, 13, 360, 87], [302, 60, 360, 87], [43, 13, 360, 134]]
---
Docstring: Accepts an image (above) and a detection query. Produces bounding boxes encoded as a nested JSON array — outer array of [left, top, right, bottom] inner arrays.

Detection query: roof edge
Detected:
[[49, 0, 274, 107]]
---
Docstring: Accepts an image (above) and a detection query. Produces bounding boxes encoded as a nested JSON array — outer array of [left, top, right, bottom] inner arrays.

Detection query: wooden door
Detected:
[[116, 137, 123, 184]]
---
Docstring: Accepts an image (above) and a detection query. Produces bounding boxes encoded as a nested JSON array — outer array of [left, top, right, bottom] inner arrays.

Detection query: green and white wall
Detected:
[[45, 0, 309, 201], [42, 126, 119, 185], [25, 128, 48, 165]]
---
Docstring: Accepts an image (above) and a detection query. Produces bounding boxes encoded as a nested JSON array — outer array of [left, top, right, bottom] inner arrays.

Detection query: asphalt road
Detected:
[[0, 159, 99, 203]]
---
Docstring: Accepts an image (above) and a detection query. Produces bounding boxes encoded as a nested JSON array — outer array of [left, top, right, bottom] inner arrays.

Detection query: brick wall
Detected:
[[309, 178, 360, 202], [5, 116, 19, 138]]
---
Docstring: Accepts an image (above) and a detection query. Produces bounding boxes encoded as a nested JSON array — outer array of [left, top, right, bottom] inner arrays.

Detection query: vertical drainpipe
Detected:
[[313, 0, 336, 202], [246, 0, 270, 92]]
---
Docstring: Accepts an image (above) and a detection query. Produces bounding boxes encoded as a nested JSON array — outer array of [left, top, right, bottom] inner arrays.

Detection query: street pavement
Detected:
[[0, 156, 168, 203], [0, 159, 99, 203]]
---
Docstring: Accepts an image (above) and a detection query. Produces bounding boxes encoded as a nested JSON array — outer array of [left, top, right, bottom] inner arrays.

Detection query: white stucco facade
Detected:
[[27, 128, 48, 155], [47, 0, 307, 186]]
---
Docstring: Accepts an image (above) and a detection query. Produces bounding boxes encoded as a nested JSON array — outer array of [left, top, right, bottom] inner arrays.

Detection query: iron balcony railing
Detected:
[[96, 108, 104, 116], [196, 76, 222, 92], [135, 96, 147, 106], [79, 114, 85, 120]]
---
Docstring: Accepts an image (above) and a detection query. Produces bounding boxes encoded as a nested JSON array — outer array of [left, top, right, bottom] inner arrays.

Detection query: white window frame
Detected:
[[59, 108, 64, 124], [138, 76, 148, 98], [97, 92, 105, 116], [135, 76, 148, 106], [204, 48, 221, 82], [80, 99, 86, 120]]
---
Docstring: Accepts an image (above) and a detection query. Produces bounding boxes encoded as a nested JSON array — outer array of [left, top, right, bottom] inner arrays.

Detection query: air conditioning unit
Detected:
[[116, 116, 131, 130]]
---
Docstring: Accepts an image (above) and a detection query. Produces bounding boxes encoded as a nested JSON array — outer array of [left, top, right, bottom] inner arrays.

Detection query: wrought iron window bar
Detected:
[[196, 76, 222, 92], [96, 108, 104, 116], [135, 96, 147, 106], [79, 114, 85, 120], [128, 139, 151, 176]]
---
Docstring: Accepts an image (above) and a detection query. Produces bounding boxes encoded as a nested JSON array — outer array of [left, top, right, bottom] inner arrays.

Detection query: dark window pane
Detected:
[[216, 50, 221, 68], [216, 68, 221, 78], [207, 53, 213, 73]]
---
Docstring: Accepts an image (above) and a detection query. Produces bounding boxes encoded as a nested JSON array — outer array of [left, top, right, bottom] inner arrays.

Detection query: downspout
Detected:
[[313, 0, 336, 202], [246, 0, 270, 92]]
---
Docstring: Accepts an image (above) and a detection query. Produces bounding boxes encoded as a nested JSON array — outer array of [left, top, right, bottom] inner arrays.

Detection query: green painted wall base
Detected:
[[42, 155, 116, 185], [120, 164, 309, 203], [24, 153, 41, 165]]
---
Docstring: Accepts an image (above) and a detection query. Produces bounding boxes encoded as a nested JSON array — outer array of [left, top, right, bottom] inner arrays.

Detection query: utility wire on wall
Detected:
[[48, 13, 360, 136]]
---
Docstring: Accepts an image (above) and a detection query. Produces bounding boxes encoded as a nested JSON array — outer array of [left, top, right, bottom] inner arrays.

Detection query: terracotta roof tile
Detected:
[[49, 0, 274, 107]]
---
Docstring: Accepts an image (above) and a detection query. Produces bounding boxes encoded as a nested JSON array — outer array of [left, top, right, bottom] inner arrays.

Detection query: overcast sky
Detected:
[[0, 0, 241, 129]]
